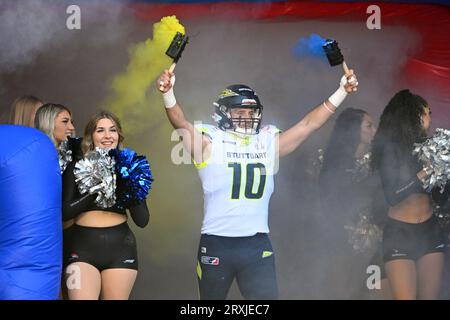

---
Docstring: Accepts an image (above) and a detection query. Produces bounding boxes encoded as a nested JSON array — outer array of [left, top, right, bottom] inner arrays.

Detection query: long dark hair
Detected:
[[320, 108, 368, 181], [371, 89, 428, 170]]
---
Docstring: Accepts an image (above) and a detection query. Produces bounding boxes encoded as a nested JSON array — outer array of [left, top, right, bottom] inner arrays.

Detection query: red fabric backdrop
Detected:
[[130, 1, 450, 111]]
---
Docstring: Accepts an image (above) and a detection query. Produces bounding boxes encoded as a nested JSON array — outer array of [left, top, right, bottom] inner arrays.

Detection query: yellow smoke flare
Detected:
[[103, 15, 185, 134], [102, 16, 199, 264]]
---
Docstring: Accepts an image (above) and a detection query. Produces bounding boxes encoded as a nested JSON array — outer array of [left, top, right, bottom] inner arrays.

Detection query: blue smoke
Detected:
[[292, 33, 328, 62]]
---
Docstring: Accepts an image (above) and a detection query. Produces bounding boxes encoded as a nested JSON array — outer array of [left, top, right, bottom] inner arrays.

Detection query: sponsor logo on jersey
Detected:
[[262, 251, 273, 258], [226, 152, 267, 160], [201, 256, 220, 265], [222, 140, 237, 145], [201, 247, 207, 253]]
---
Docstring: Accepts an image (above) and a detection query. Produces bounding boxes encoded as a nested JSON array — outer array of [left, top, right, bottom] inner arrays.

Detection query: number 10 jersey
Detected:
[[194, 124, 280, 237]]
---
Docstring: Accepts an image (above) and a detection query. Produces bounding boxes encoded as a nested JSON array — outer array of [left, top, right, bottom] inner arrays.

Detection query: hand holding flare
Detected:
[[158, 32, 189, 91], [322, 39, 358, 92]]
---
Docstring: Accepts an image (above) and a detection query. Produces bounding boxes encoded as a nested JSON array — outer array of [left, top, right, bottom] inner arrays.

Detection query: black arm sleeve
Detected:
[[67, 136, 83, 161], [62, 161, 97, 221], [129, 201, 150, 228], [379, 144, 424, 206]]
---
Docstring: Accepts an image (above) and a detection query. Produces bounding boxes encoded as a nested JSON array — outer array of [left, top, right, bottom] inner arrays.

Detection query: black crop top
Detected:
[[379, 142, 449, 206], [62, 160, 149, 228]]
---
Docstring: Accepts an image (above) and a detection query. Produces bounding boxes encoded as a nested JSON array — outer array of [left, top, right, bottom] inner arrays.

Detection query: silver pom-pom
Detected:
[[74, 147, 116, 208], [58, 141, 72, 173], [413, 128, 450, 192], [344, 209, 382, 254], [347, 152, 371, 182]]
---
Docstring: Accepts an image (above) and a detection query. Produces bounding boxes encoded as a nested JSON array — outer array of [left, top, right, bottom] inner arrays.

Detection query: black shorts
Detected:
[[64, 222, 138, 271], [197, 233, 278, 300], [383, 215, 445, 263]]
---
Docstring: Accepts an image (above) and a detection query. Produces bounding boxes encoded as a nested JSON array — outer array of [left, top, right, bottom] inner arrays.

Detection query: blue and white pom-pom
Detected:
[[74, 147, 116, 208], [110, 148, 153, 209], [413, 128, 450, 192]]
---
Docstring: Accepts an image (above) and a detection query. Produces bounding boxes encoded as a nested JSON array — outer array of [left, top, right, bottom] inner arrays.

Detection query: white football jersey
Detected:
[[194, 124, 280, 237]]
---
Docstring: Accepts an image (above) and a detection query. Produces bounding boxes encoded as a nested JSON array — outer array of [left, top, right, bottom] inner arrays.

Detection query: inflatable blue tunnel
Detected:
[[0, 125, 62, 300]]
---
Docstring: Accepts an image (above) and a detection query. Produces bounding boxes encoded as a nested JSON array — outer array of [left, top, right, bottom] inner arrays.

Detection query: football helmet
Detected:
[[212, 84, 263, 135]]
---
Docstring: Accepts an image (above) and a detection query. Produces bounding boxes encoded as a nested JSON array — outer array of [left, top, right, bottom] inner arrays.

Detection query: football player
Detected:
[[157, 69, 358, 299]]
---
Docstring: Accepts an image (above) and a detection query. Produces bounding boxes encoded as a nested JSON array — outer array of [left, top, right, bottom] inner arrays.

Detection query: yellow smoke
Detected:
[[103, 17, 202, 265], [103, 15, 185, 134]]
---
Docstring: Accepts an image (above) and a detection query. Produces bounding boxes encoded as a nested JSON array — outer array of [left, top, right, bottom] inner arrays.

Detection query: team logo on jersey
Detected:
[[201, 256, 220, 265]]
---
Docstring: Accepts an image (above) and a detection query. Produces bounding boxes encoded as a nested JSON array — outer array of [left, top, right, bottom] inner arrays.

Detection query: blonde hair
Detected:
[[82, 111, 124, 154], [34, 103, 72, 147], [9, 95, 43, 127]]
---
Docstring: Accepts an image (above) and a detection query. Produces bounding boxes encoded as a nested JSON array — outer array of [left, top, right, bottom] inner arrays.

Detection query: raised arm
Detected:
[[278, 71, 358, 157], [157, 70, 211, 164]]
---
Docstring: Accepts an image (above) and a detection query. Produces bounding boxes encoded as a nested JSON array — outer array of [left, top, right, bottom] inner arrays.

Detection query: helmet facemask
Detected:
[[227, 105, 262, 135], [213, 84, 264, 135]]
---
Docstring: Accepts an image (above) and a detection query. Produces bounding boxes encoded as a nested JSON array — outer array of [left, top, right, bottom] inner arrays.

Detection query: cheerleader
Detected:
[[319, 108, 391, 299], [372, 90, 450, 299], [34, 103, 75, 149], [9, 95, 43, 127], [62, 111, 152, 300]]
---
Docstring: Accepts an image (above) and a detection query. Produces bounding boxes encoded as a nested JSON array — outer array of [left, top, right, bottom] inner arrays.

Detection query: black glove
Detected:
[[67, 136, 83, 161]]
